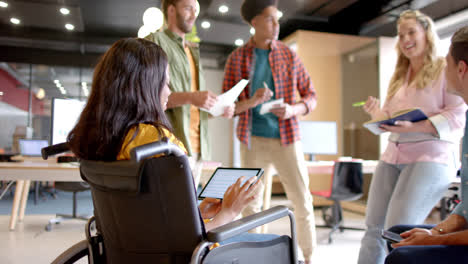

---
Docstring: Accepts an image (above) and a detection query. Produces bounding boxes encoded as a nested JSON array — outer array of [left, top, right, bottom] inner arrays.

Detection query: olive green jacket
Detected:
[[146, 29, 210, 160]]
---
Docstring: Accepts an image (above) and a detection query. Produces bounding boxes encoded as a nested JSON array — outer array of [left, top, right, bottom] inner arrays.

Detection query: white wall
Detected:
[[378, 36, 398, 154]]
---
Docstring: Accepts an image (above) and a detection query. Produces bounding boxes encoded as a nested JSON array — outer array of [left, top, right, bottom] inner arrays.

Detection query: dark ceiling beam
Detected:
[[357, 0, 439, 36], [308, 0, 338, 15], [279, 19, 330, 39], [358, 0, 412, 35], [0, 45, 102, 67], [328, 0, 397, 35], [0, 24, 120, 47]]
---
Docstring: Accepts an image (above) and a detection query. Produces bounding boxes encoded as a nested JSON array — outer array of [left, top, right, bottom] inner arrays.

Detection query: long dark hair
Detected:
[[68, 38, 171, 161]]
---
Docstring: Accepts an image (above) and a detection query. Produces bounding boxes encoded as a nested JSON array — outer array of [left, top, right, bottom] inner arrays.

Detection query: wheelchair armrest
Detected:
[[41, 143, 70, 160], [206, 205, 292, 243], [131, 137, 185, 162]]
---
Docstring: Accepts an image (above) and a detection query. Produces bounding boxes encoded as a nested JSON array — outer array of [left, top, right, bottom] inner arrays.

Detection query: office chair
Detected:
[[311, 161, 365, 243], [439, 169, 461, 220], [41, 143, 91, 231], [50, 138, 299, 264]]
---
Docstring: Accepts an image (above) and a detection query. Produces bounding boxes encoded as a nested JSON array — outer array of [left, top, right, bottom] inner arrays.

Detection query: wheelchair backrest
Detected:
[[80, 155, 205, 264]]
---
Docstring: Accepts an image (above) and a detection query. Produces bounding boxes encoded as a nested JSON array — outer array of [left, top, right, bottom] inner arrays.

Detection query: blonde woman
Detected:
[[357, 10, 467, 264]]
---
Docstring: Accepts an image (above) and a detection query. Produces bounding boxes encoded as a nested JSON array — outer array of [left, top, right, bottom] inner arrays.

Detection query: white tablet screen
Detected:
[[198, 168, 263, 199]]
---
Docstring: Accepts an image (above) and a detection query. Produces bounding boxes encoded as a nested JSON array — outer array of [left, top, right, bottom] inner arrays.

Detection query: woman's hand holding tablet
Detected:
[[200, 175, 262, 226], [199, 198, 222, 219]]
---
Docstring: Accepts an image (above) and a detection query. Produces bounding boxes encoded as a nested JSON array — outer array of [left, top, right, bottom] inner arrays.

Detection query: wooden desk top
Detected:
[[0, 159, 222, 182], [306, 160, 378, 174], [0, 161, 79, 170]]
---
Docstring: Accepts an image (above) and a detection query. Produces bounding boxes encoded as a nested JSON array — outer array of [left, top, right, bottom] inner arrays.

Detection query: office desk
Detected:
[[260, 159, 379, 233], [0, 160, 221, 231], [306, 160, 378, 174], [0, 161, 81, 230]]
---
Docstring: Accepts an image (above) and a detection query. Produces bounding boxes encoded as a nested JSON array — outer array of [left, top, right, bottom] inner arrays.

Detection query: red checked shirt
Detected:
[[222, 38, 317, 146]]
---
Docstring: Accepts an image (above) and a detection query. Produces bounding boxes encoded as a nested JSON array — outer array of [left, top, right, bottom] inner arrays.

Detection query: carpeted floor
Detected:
[[0, 183, 94, 216]]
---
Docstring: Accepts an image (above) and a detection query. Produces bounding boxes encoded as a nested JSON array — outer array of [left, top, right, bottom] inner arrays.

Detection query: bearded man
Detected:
[[146, 0, 234, 187]]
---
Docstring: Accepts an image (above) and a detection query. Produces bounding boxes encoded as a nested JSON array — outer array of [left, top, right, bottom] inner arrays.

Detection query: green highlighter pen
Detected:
[[352, 101, 366, 107]]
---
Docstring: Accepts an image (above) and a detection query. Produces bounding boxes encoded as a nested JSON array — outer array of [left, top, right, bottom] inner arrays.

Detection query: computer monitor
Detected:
[[51, 98, 86, 145], [18, 139, 49, 156], [299, 121, 338, 160]]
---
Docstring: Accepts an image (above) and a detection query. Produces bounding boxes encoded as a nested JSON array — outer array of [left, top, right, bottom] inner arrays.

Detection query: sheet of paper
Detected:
[[200, 79, 249, 117], [259, 98, 284, 115]]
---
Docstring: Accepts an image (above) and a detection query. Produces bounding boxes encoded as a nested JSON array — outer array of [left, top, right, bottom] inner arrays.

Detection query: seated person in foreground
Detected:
[[385, 26, 468, 263], [66, 37, 261, 232]]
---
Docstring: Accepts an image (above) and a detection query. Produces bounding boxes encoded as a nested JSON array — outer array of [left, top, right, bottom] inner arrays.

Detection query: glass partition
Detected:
[[0, 62, 92, 154]]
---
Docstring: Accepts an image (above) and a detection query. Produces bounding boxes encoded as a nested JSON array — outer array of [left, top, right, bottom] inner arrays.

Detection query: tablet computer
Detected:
[[198, 167, 264, 200]]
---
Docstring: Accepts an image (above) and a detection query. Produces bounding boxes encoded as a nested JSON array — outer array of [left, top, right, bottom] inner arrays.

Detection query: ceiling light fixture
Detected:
[[65, 23, 75, 31], [60, 7, 70, 15], [36, 88, 45, 100], [278, 10, 283, 19], [0, 1, 8, 8], [201, 20, 211, 29], [218, 5, 228, 14], [58, 86, 66, 95], [10, 17, 20, 25], [142, 7, 164, 33], [195, 1, 200, 17], [235, 39, 244, 46], [82, 86, 89, 97], [138, 25, 152, 38]]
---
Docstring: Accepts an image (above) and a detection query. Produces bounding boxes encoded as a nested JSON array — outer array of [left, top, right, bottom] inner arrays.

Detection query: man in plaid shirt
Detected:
[[222, 0, 317, 262]]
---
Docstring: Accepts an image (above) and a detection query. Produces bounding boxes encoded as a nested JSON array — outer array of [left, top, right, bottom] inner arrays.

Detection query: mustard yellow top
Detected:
[[117, 124, 187, 161]]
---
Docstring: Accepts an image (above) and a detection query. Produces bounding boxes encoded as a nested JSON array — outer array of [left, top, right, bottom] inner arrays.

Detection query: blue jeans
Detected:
[[385, 225, 468, 264], [358, 161, 453, 264]]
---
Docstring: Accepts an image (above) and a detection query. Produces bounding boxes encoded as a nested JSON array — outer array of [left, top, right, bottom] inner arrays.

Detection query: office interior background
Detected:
[[1, 0, 467, 167], [0, 0, 468, 262]]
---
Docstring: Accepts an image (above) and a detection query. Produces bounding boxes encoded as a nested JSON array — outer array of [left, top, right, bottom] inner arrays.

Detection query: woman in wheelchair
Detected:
[[66, 37, 261, 232]]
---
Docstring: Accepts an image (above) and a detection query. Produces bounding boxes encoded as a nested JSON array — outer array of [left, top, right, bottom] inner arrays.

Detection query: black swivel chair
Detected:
[[50, 138, 299, 264], [41, 143, 91, 231], [311, 161, 365, 243]]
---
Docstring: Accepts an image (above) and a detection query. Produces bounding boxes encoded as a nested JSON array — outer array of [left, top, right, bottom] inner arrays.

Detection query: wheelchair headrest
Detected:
[[80, 160, 141, 193], [79, 138, 188, 193]]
